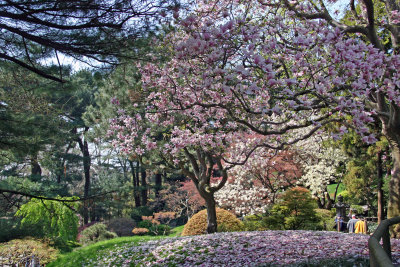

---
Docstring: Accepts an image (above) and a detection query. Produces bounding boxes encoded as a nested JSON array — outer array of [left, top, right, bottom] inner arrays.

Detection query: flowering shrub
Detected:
[[182, 208, 243, 236], [87, 231, 400, 266], [0, 237, 58, 266], [131, 228, 149, 236]]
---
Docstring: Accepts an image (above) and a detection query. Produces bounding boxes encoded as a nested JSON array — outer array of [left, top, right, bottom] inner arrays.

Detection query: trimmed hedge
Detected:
[[182, 208, 243, 236]]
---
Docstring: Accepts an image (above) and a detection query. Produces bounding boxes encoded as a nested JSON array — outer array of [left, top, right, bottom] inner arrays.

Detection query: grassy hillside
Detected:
[[48, 225, 184, 267]]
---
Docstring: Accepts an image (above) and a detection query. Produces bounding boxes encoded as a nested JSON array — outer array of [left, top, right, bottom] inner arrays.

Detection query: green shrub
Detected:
[[338, 190, 350, 202], [242, 215, 267, 231], [78, 223, 117, 246], [350, 205, 365, 215], [106, 218, 136, 237], [0, 237, 59, 266], [130, 206, 153, 222], [137, 220, 153, 229], [263, 187, 318, 230], [182, 208, 243, 236], [315, 209, 336, 231], [148, 224, 171, 236], [367, 222, 378, 234], [263, 205, 289, 230]]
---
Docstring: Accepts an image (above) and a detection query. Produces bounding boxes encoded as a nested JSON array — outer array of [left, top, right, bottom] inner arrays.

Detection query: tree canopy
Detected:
[[0, 0, 182, 82], [109, 0, 400, 234]]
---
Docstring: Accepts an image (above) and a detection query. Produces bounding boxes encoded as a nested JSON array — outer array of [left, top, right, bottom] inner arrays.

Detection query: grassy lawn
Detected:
[[48, 225, 185, 267], [327, 183, 345, 198]]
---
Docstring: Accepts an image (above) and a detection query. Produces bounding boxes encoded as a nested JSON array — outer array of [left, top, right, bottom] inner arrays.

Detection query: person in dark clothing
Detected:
[[334, 216, 347, 232]]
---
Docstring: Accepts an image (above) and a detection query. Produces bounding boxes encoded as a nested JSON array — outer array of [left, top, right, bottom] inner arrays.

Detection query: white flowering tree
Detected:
[[214, 144, 301, 216], [295, 134, 349, 209]]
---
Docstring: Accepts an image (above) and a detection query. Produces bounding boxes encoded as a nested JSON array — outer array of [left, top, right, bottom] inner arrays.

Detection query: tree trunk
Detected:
[[129, 160, 141, 207], [57, 141, 73, 183], [316, 196, 324, 209], [388, 145, 400, 227], [77, 127, 91, 224], [377, 151, 385, 224], [90, 201, 96, 222], [140, 167, 147, 206], [154, 173, 162, 198], [30, 155, 42, 178], [384, 124, 400, 237], [325, 191, 333, 210], [204, 195, 217, 234]]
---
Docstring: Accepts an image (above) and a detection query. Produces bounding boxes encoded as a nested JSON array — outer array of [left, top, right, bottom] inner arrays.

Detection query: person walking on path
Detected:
[[347, 214, 359, 233]]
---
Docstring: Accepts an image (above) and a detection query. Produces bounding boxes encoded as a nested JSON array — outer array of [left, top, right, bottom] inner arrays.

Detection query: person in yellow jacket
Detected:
[[354, 218, 368, 234]]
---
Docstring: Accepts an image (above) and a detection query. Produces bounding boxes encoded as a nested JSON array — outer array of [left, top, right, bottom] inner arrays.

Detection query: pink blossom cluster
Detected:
[[115, 0, 400, 161], [108, 1, 400, 206], [391, 10, 400, 24], [90, 230, 400, 266]]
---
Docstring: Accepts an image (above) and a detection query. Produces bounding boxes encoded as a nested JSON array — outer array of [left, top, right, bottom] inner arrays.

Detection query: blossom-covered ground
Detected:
[[89, 231, 400, 266]]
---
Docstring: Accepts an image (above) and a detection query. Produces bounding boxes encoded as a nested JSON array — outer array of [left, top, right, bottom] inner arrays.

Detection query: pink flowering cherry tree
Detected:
[[110, 0, 400, 233]]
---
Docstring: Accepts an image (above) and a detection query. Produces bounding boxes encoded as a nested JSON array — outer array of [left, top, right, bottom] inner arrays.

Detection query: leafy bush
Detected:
[[242, 214, 267, 231], [350, 204, 365, 215], [130, 206, 153, 222], [338, 190, 350, 202], [131, 228, 150, 235], [315, 209, 336, 231], [367, 222, 378, 234], [263, 187, 318, 230], [77, 222, 97, 240], [137, 220, 153, 229], [135, 216, 171, 236], [14, 197, 79, 249], [78, 223, 117, 246], [149, 224, 171, 236], [0, 237, 59, 266], [106, 218, 136, 237], [182, 208, 243, 236]]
